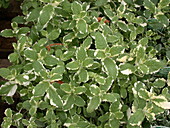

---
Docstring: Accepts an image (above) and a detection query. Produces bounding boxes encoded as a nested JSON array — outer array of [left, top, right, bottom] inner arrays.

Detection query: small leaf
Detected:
[[117, 21, 128, 32], [155, 14, 169, 27], [27, 7, 41, 22], [8, 53, 18, 62], [1, 29, 13, 37], [76, 46, 87, 62], [110, 45, 125, 57], [143, 0, 156, 13], [63, 94, 75, 110], [153, 78, 166, 88], [82, 36, 92, 49], [74, 86, 87, 95], [89, 85, 101, 95], [60, 83, 72, 93], [48, 28, 61, 40], [120, 63, 135, 75], [38, 5, 54, 29], [138, 89, 150, 100], [44, 55, 58, 66], [94, 32, 108, 49], [138, 64, 149, 74], [32, 61, 45, 74], [107, 35, 119, 43], [144, 59, 165, 73], [33, 81, 49, 96], [78, 68, 89, 82], [48, 85, 63, 108], [102, 58, 118, 79], [63, 32, 75, 42], [24, 48, 38, 61], [87, 95, 101, 113], [158, 0, 170, 8], [5, 108, 12, 117], [76, 19, 88, 34], [128, 109, 145, 126], [74, 95, 85, 107], [109, 118, 120, 128], [71, 1, 82, 14], [102, 93, 119, 102], [0, 68, 11, 78], [83, 58, 94, 68], [66, 60, 80, 70]]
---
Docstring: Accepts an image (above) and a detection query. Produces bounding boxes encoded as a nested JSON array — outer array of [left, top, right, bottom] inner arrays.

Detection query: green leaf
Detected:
[[138, 37, 148, 46], [128, 109, 145, 126], [100, 76, 114, 91], [117, 21, 128, 32], [63, 94, 75, 110], [48, 28, 61, 40], [13, 113, 23, 121], [107, 35, 119, 43], [32, 61, 45, 74], [94, 32, 108, 49], [102, 93, 119, 103], [89, 85, 101, 95], [155, 14, 169, 27], [44, 55, 58, 66], [63, 32, 75, 42], [114, 111, 124, 119], [48, 85, 63, 108], [144, 59, 165, 73], [95, 75, 105, 85], [51, 65, 65, 74], [5, 108, 12, 117], [60, 83, 72, 93], [110, 101, 122, 113], [78, 68, 89, 82], [0, 84, 17, 96], [71, 1, 82, 14], [153, 78, 166, 88], [138, 89, 150, 100], [82, 36, 92, 49], [76, 19, 88, 34], [74, 95, 85, 107], [76, 46, 87, 62], [24, 48, 38, 61], [0, 68, 11, 78], [1, 29, 13, 37], [95, 0, 107, 6], [94, 50, 106, 59], [138, 64, 149, 74], [143, 0, 156, 13], [66, 60, 79, 70], [17, 27, 30, 35], [158, 0, 170, 8], [83, 58, 94, 68], [27, 7, 41, 22], [38, 5, 54, 29], [120, 63, 135, 75], [102, 58, 118, 79], [110, 45, 125, 57], [33, 81, 49, 96], [99, 113, 109, 122], [74, 86, 87, 95], [8, 53, 18, 62], [109, 118, 120, 128], [87, 95, 101, 113]]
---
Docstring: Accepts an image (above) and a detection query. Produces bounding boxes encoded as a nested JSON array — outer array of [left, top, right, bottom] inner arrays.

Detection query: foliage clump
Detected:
[[0, 0, 170, 127]]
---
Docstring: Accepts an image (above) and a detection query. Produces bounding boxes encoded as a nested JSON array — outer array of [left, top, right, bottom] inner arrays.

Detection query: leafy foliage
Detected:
[[0, 0, 170, 127]]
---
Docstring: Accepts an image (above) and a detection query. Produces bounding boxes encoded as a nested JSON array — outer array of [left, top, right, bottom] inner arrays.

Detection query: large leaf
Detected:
[[155, 14, 169, 27], [102, 58, 118, 79], [1, 29, 13, 37], [94, 32, 108, 49], [87, 95, 101, 113]]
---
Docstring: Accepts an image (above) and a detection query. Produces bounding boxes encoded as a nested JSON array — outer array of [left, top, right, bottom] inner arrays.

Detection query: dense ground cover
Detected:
[[0, 0, 170, 127]]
